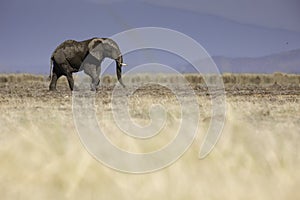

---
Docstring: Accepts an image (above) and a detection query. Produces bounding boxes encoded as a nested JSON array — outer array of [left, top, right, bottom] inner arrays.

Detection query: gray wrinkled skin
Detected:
[[49, 38, 125, 91]]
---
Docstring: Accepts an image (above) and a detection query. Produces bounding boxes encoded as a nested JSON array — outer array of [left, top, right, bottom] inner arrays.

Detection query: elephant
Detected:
[[49, 37, 127, 91]]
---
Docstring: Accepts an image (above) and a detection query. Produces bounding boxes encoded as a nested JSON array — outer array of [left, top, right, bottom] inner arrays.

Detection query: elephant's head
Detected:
[[88, 38, 127, 87]]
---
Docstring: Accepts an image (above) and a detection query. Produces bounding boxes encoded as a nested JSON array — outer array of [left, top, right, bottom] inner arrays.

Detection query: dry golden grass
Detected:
[[0, 73, 299, 199]]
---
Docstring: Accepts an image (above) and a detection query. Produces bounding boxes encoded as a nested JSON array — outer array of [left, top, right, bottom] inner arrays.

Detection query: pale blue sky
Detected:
[[0, 0, 299, 73]]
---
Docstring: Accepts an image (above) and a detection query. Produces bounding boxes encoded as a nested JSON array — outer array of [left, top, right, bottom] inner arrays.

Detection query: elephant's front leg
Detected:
[[66, 73, 75, 91], [96, 65, 101, 89], [83, 63, 100, 91]]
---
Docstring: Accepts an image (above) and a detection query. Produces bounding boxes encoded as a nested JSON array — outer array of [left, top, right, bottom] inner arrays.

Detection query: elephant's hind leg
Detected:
[[49, 72, 61, 91]]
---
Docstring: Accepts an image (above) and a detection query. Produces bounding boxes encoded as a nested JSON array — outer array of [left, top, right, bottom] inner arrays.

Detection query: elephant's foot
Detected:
[[49, 87, 57, 91], [90, 82, 100, 91], [90, 84, 96, 91]]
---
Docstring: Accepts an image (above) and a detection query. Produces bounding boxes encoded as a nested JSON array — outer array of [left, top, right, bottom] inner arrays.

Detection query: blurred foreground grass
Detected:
[[0, 73, 299, 199]]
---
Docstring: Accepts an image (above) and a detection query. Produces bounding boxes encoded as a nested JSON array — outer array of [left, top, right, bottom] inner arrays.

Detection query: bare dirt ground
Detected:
[[0, 74, 299, 200]]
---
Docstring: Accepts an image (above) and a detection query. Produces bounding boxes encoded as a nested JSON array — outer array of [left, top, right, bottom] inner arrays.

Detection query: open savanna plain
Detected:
[[0, 73, 299, 200]]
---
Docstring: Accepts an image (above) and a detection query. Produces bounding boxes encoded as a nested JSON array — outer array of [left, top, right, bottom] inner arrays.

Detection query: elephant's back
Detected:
[[53, 40, 80, 53], [52, 40, 88, 61]]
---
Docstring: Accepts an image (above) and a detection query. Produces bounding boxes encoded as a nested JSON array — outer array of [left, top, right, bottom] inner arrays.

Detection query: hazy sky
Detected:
[[0, 0, 300, 73]]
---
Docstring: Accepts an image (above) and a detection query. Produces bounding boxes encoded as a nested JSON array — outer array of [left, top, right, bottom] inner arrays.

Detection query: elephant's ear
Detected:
[[88, 38, 104, 60]]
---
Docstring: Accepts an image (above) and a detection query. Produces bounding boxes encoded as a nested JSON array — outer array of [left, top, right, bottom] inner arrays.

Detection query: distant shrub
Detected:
[[0, 73, 299, 86], [249, 75, 261, 85], [185, 74, 204, 85], [0, 74, 44, 83], [223, 74, 236, 84], [0, 76, 8, 83]]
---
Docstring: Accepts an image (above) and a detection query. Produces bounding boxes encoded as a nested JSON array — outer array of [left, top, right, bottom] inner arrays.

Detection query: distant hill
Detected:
[[1, 49, 300, 74], [213, 49, 300, 73]]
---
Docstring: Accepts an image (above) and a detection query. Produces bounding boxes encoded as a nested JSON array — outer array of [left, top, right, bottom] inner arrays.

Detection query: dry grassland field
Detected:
[[0, 73, 300, 200]]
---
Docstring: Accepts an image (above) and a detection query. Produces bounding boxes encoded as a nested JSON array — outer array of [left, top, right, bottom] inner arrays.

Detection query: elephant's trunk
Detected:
[[116, 55, 126, 88], [48, 57, 54, 81]]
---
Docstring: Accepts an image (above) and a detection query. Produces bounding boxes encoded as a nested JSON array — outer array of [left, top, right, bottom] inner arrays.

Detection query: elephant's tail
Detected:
[[48, 58, 53, 81]]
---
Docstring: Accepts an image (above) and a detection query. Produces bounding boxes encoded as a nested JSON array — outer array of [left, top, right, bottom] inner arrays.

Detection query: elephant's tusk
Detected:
[[121, 63, 127, 66]]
